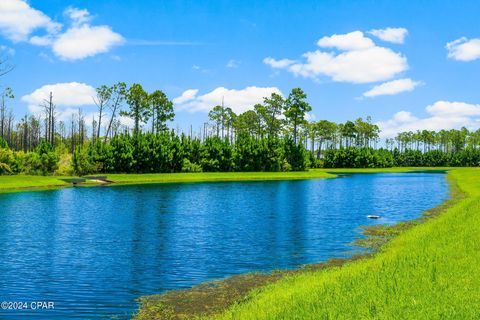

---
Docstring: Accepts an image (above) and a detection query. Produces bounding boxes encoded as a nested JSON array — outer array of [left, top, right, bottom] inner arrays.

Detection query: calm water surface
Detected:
[[0, 173, 448, 319]]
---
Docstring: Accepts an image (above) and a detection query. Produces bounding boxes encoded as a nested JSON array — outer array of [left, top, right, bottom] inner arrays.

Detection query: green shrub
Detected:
[[181, 159, 202, 173], [0, 147, 15, 175], [72, 146, 99, 176]]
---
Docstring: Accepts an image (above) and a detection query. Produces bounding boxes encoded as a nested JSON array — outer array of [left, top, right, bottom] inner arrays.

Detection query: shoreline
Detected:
[[133, 169, 458, 320], [0, 171, 334, 194], [209, 168, 479, 319], [0, 167, 452, 194]]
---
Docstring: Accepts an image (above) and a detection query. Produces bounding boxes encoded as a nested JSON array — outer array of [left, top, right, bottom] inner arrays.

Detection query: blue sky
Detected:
[[1, 0, 480, 137]]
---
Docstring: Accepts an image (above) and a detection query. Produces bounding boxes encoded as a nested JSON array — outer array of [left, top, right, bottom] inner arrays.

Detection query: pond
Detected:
[[0, 172, 449, 319]]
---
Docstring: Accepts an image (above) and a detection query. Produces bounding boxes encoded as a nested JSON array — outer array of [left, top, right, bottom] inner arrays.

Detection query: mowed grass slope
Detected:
[[0, 175, 71, 192], [0, 168, 447, 193], [0, 171, 335, 193], [107, 171, 334, 185], [215, 168, 480, 319]]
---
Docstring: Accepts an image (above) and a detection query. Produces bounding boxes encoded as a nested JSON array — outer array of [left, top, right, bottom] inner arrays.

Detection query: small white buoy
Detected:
[[367, 215, 381, 219]]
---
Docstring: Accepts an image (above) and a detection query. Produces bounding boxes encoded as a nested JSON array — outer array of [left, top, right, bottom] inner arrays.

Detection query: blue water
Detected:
[[0, 172, 448, 319]]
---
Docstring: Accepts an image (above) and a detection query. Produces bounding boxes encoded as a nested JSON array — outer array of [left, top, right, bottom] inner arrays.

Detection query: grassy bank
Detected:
[[208, 168, 479, 319], [0, 171, 335, 193], [0, 175, 73, 193], [0, 167, 448, 193], [134, 168, 479, 319], [107, 171, 335, 185]]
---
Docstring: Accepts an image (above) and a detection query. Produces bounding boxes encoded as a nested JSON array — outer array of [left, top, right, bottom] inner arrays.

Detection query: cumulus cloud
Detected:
[[21, 82, 130, 129], [0, 0, 61, 42], [172, 89, 199, 104], [368, 28, 408, 44], [425, 101, 480, 116], [317, 31, 375, 50], [446, 37, 480, 61], [174, 86, 283, 114], [0, 1, 124, 60], [363, 78, 422, 98], [22, 82, 96, 107], [29, 35, 55, 46], [53, 24, 124, 60], [377, 101, 480, 138], [50, 8, 124, 60], [22, 82, 97, 121], [265, 31, 408, 83], [21, 82, 137, 130]]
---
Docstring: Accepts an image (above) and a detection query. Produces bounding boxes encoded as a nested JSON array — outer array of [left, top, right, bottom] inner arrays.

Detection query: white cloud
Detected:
[[363, 78, 422, 98], [22, 82, 96, 108], [174, 86, 283, 114], [265, 31, 408, 84], [119, 115, 135, 128], [172, 89, 199, 104], [0, 2, 124, 61], [226, 59, 240, 68], [291, 47, 406, 83], [52, 24, 124, 60], [29, 35, 55, 46], [446, 37, 480, 61], [48, 7, 124, 61], [21, 82, 138, 130], [0, 0, 61, 42], [425, 101, 480, 116], [378, 101, 480, 138], [317, 31, 375, 50], [263, 57, 296, 69], [22, 82, 98, 123], [368, 28, 408, 44], [65, 7, 91, 26]]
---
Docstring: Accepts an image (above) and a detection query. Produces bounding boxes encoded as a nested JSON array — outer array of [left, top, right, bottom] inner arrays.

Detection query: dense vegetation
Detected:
[[1, 82, 480, 175]]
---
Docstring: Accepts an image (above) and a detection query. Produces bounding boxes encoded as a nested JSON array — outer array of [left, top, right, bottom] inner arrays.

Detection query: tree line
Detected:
[[0, 84, 314, 175], [323, 127, 480, 168], [1, 80, 480, 175]]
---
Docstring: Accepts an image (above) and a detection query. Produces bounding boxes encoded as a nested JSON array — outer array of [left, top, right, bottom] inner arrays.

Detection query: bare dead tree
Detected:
[[21, 115, 28, 151], [93, 85, 112, 140], [30, 115, 41, 149], [58, 121, 65, 144], [92, 116, 97, 142], [70, 113, 77, 153], [42, 92, 56, 146], [77, 108, 85, 145], [1, 87, 14, 141]]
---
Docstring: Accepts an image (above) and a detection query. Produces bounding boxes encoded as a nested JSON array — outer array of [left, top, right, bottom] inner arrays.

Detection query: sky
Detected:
[[1, 0, 480, 138]]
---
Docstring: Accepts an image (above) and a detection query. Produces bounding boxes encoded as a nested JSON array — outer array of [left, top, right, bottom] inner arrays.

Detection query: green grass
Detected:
[[107, 171, 335, 185], [0, 175, 73, 193], [0, 171, 335, 193], [207, 168, 480, 319], [0, 167, 451, 193]]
